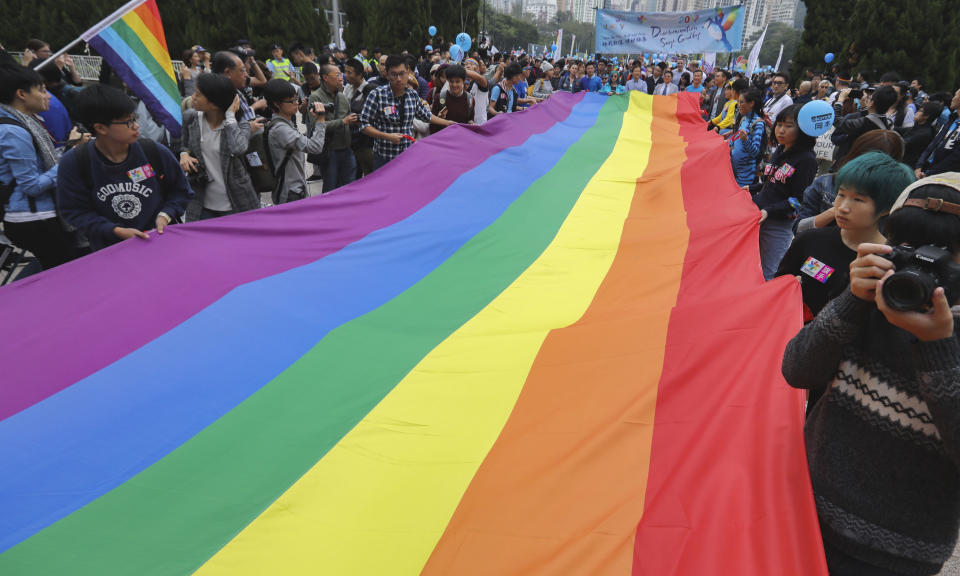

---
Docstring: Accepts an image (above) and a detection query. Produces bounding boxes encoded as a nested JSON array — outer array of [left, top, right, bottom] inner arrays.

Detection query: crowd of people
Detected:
[[2, 33, 960, 576]]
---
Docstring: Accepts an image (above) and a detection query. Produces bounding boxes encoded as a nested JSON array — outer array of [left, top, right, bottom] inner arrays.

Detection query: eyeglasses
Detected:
[[279, 98, 301, 105], [387, 71, 408, 79], [771, 80, 786, 85], [109, 118, 139, 129]]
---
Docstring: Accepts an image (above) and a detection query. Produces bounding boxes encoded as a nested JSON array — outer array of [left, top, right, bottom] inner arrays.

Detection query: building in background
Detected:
[[523, 0, 559, 21], [571, 0, 598, 23]]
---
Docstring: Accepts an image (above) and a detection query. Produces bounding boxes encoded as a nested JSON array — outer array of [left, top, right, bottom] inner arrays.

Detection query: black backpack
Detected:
[[0, 117, 42, 221], [262, 118, 294, 205]]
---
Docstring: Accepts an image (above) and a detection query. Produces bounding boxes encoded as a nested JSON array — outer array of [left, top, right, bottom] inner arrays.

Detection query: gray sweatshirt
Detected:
[[266, 115, 325, 203]]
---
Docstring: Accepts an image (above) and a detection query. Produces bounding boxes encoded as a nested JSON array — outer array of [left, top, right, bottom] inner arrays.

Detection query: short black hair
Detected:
[[25, 39, 47, 52], [195, 72, 237, 112], [31, 58, 63, 85], [211, 51, 241, 74], [879, 71, 901, 84], [771, 71, 790, 85], [504, 62, 523, 80], [345, 58, 364, 76], [740, 87, 764, 112], [384, 54, 406, 72], [774, 103, 816, 150], [872, 85, 899, 114], [920, 101, 944, 123], [885, 184, 960, 253], [301, 61, 319, 76], [715, 68, 730, 81], [731, 77, 749, 94], [445, 64, 466, 81], [73, 84, 137, 128], [262, 78, 296, 110], [0, 63, 44, 104]]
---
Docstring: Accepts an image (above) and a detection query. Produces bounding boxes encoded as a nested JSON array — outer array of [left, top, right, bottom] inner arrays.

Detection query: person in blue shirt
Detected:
[[729, 88, 766, 187], [580, 62, 602, 93], [58, 84, 192, 251], [599, 72, 627, 96], [0, 62, 82, 271], [686, 70, 705, 94]]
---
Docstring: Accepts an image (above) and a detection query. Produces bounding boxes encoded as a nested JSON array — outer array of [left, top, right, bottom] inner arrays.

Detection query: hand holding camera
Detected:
[[852, 243, 959, 341], [308, 101, 326, 120]]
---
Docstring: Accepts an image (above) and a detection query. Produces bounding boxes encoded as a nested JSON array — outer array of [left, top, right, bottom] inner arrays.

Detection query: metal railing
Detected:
[[9, 52, 185, 82]]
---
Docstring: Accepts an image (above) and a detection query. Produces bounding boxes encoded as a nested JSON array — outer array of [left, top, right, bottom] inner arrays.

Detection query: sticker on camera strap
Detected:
[[245, 152, 263, 167], [127, 163, 154, 183], [801, 257, 835, 284]]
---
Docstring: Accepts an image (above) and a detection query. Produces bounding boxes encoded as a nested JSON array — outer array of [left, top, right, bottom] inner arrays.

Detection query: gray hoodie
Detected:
[[266, 115, 325, 203]]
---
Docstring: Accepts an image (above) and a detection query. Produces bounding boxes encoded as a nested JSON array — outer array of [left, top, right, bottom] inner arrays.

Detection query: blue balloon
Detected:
[[428, 25, 437, 36], [824, 52, 834, 63], [798, 100, 835, 137], [456, 32, 472, 53], [425, 44, 433, 52], [551, 44, 557, 51], [449, 44, 463, 62]]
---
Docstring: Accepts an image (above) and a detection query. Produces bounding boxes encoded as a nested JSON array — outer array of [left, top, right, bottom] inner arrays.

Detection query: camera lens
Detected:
[[882, 270, 936, 312]]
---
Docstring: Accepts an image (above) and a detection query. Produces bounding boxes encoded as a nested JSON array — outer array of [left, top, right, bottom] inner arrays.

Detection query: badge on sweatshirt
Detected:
[[127, 163, 154, 183], [801, 257, 835, 284]]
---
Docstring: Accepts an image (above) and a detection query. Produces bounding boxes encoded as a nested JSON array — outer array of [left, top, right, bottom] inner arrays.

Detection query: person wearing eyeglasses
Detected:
[[763, 72, 794, 125], [263, 79, 326, 203], [359, 54, 454, 171], [57, 84, 192, 251]]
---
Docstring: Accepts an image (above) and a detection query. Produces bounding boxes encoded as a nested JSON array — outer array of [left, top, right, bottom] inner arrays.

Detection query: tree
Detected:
[[472, 2, 538, 54], [0, 0, 329, 60], [342, 0, 480, 55], [793, 0, 959, 91], [742, 22, 802, 69]]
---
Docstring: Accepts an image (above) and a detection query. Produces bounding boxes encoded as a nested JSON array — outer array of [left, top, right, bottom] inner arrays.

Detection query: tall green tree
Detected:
[[342, 0, 480, 56], [794, 0, 959, 91], [0, 0, 329, 60]]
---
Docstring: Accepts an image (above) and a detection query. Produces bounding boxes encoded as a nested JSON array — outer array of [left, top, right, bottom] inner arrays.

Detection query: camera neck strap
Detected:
[[900, 197, 960, 217]]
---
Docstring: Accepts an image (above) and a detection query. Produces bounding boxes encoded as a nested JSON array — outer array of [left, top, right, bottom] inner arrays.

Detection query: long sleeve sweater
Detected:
[[749, 144, 818, 220], [729, 112, 765, 186], [782, 290, 960, 575]]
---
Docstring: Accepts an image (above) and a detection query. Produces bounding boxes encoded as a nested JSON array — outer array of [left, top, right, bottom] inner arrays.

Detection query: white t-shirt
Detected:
[[200, 115, 231, 212], [470, 80, 489, 125], [763, 93, 793, 121]]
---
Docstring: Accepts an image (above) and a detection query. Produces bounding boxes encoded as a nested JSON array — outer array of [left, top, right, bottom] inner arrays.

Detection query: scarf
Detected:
[[0, 103, 59, 171]]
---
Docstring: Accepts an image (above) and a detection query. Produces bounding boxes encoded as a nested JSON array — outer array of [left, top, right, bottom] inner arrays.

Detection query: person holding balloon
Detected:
[[749, 103, 819, 280]]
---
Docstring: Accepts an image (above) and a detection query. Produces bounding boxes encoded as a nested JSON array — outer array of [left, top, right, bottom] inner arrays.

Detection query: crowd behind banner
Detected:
[[3, 33, 960, 576]]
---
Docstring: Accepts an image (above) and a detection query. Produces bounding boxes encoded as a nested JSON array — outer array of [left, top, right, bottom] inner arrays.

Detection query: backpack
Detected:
[[244, 129, 275, 194], [263, 118, 294, 205], [0, 117, 42, 221]]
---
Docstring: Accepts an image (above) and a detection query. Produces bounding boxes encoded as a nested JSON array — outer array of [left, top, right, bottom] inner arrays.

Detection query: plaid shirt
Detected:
[[359, 83, 431, 159]]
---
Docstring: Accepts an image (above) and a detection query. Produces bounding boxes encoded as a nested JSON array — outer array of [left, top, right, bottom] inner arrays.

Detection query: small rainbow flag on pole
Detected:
[[0, 93, 827, 574], [80, 0, 181, 136]]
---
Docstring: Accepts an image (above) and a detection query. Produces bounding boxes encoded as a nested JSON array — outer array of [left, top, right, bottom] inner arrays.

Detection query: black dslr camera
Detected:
[[881, 245, 960, 312], [187, 156, 213, 188]]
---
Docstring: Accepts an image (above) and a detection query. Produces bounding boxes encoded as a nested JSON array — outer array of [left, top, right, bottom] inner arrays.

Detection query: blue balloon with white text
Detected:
[[798, 100, 835, 137]]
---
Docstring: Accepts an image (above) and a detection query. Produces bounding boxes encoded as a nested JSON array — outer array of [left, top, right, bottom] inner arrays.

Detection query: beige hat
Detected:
[[890, 172, 960, 216]]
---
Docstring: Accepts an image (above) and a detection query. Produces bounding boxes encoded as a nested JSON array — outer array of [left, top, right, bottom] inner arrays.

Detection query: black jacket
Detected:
[[749, 144, 818, 220], [902, 122, 936, 168], [831, 106, 892, 164], [917, 113, 960, 175]]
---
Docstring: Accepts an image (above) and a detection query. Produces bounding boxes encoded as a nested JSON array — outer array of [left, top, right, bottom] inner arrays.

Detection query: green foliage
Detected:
[[479, 3, 539, 53], [743, 22, 802, 69], [0, 0, 329, 59], [343, 0, 481, 56], [794, 0, 959, 91]]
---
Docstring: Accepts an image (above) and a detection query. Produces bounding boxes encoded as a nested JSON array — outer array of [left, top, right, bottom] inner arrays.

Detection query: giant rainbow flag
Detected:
[[81, 0, 182, 136], [0, 92, 828, 574]]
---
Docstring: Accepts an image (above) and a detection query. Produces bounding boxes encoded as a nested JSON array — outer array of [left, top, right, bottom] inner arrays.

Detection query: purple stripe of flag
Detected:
[[0, 93, 584, 421]]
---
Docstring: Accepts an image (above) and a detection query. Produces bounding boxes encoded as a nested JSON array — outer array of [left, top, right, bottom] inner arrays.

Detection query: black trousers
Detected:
[[3, 217, 80, 271]]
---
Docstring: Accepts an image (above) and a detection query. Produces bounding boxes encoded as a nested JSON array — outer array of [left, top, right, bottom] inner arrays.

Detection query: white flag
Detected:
[[703, 52, 716, 73], [774, 44, 784, 72], [555, 29, 563, 58], [747, 25, 767, 77], [490, 45, 499, 55]]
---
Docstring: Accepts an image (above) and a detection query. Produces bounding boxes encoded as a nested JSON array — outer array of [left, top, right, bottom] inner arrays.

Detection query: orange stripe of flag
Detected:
[[421, 95, 689, 575]]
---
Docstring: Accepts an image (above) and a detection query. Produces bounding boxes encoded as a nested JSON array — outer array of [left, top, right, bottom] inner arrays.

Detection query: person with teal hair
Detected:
[[776, 151, 916, 319]]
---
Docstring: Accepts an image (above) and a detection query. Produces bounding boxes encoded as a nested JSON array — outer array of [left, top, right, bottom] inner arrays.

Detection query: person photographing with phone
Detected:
[[782, 173, 960, 576], [263, 79, 326, 204]]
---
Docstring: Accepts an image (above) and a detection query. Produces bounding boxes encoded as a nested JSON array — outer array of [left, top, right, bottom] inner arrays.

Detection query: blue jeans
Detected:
[[759, 217, 794, 281], [322, 148, 357, 193]]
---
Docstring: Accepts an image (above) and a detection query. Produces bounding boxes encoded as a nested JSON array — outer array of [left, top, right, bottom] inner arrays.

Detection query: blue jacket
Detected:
[[37, 92, 72, 147], [0, 108, 58, 214], [794, 173, 836, 234], [729, 112, 765, 186]]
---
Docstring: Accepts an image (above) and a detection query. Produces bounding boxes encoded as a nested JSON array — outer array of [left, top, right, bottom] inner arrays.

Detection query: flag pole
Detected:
[[34, 0, 147, 71]]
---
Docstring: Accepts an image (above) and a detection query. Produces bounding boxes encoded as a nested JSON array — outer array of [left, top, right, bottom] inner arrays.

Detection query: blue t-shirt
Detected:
[[581, 75, 602, 93], [600, 84, 627, 95], [38, 92, 72, 147], [514, 81, 530, 108], [686, 85, 704, 93]]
